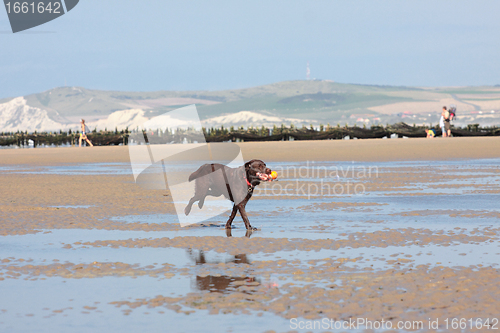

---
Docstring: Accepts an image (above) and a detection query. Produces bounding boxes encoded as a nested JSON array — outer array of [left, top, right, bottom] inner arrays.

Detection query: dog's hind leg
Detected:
[[184, 196, 198, 215], [198, 196, 206, 209], [225, 205, 238, 229], [197, 187, 217, 209], [185, 181, 211, 215]]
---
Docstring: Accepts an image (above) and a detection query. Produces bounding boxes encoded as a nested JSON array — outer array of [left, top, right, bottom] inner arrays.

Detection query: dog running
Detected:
[[184, 159, 273, 230]]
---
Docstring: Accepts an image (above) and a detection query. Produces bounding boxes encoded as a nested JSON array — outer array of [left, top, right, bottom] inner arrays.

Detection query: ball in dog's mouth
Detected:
[[256, 172, 272, 181]]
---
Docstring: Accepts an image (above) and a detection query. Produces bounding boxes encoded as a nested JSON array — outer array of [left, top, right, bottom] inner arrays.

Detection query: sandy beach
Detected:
[[1, 138, 499, 332], [1, 136, 499, 166]]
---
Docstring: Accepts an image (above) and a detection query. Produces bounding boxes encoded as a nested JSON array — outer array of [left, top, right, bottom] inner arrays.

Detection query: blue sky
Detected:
[[1, 0, 500, 98]]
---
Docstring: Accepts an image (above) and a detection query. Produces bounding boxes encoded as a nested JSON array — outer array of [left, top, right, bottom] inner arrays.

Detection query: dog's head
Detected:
[[245, 159, 272, 186]]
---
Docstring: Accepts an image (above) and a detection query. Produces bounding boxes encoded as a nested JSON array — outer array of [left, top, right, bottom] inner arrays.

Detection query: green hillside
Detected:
[[196, 91, 414, 119], [8, 80, 500, 126], [17, 81, 427, 119]]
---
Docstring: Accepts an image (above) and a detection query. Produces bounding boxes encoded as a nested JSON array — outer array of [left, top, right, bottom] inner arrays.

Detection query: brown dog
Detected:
[[184, 159, 272, 230]]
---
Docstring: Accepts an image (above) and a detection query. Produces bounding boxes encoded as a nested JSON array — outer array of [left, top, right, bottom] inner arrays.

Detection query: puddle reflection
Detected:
[[188, 249, 260, 293], [225, 228, 254, 238], [194, 275, 260, 294]]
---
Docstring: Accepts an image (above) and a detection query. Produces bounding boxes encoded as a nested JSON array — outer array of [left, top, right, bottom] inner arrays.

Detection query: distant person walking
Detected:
[[442, 106, 452, 137], [439, 110, 447, 137], [79, 119, 93, 147]]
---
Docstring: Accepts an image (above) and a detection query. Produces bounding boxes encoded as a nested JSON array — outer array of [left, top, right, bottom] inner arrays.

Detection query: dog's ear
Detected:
[[244, 160, 255, 170]]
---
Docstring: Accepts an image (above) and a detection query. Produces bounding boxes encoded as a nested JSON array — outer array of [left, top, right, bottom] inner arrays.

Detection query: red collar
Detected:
[[244, 177, 253, 187]]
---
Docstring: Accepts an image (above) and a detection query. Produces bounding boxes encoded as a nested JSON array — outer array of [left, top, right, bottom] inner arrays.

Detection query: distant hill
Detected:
[[1, 80, 499, 132]]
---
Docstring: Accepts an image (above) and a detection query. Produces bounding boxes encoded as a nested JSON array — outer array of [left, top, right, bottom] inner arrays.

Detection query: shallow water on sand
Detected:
[[1, 159, 500, 332]]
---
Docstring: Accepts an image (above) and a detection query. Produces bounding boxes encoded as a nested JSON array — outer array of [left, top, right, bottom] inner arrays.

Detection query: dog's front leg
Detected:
[[225, 205, 238, 229], [238, 204, 256, 230]]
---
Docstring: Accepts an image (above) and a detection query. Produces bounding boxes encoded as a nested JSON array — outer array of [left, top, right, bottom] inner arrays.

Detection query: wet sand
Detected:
[[1, 139, 500, 332]]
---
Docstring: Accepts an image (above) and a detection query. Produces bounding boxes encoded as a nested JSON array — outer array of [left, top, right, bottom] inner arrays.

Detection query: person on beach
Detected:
[[79, 119, 94, 147], [439, 111, 446, 137], [425, 128, 435, 138], [442, 106, 451, 137]]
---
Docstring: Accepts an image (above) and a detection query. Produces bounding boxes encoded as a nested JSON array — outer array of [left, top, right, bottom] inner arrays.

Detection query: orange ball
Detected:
[[270, 171, 278, 179]]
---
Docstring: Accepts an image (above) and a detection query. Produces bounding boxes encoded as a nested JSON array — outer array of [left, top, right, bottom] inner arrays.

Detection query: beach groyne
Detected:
[[0, 130, 128, 148], [1, 123, 499, 148]]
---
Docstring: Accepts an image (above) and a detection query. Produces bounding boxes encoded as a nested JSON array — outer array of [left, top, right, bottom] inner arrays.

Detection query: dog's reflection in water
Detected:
[[226, 228, 253, 238], [197, 226, 253, 238], [187, 249, 260, 293]]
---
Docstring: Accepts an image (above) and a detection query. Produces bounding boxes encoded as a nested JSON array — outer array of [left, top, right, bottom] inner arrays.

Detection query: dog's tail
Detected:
[[188, 164, 211, 182], [188, 163, 224, 182]]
